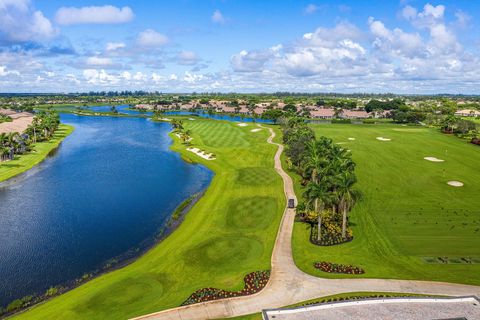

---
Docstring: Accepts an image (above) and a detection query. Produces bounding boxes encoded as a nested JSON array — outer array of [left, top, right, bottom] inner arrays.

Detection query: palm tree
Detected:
[[306, 181, 331, 241], [302, 140, 328, 183], [181, 129, 192, 144], [335, 172, 360, 239], [30, 117, 40, 143]]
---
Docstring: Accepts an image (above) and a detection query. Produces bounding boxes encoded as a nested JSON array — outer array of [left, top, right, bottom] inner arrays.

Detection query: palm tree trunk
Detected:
[[341, 203, 347, 239], [317, 213, 322, 242]]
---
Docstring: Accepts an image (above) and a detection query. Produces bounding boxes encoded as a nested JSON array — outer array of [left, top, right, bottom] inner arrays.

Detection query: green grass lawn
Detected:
[[13, 118, 284, 320], [0, 124, 74, 183], [461, 117, 480, 124], [291, 124, 480, 285]]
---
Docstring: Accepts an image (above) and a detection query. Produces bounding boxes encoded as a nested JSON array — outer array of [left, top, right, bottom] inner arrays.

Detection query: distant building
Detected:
[[455, 109, 480, 117], [310, 108, 335, 119], [342, 110, 370, 119], [310, 108, 371, 119]]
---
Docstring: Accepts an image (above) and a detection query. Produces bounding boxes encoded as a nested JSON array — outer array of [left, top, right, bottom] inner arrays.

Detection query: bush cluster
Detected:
[[313, 261, 365, 274], [181, 270, 270, 306]]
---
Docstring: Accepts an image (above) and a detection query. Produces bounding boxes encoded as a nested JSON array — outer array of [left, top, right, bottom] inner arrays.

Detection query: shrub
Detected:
[[45, 286, 58, 297], [314, 261, 365, 274], [6, 299, 23, 313], [331, 118, 351, 124], [181, 270, 270, 306]]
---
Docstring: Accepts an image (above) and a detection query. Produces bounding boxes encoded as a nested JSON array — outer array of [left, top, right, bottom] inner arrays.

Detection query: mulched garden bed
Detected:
[[310, 225, 353, 246], [471, 138, 480, 146], [314, 261, 365, 274], [181, 270, 270, 306]]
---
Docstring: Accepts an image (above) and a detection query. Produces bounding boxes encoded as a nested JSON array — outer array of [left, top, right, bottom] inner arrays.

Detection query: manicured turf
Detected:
[[290, 124, 480, 285], [13, 118, 284, 319], [0, 124, 74, 183]]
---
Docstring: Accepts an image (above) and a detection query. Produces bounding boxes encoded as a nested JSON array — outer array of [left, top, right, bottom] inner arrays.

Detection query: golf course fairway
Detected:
[[12, 118, 284, 319], [291, 124, 480, 285]]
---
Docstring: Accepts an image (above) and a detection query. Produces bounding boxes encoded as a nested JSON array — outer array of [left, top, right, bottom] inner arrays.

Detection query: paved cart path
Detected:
[[132, 125, 480, 320]]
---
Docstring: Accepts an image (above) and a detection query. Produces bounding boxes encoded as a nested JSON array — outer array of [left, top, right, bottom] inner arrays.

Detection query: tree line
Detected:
[[1, 111, 60, 162], [281, 117, 360, 245]]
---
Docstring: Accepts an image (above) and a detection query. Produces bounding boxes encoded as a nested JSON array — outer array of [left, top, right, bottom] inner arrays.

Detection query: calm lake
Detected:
[[84, 105, 274, 123], [0, 114, 212, 306]]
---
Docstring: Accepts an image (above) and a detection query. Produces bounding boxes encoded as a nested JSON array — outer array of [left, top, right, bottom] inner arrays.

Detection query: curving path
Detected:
[[132, 125, 480, 320]]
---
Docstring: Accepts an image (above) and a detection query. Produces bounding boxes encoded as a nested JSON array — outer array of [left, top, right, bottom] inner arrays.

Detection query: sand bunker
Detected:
[[188, 118, 196, 121], [237, 123, 248, 127], [187, 147, 216, 160], [424, 157, 444, 162], [376, 137, 391, 141], [447, 181, 464, 187], [336, 142, 347, 145], [250, 128, 262, 132], [160, 118, 171, 122], [348, 138, 355, 141]]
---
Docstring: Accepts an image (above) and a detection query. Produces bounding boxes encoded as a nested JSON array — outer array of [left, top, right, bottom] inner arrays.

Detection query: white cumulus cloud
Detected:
[[177, 51, 199, 65], [0, 0, 57, 43], [55, 5, 134, 25], [86, 57, 113, 66], [0, 65, 19, 76], [136, 29, 169, 47], [106, 42, 126, 51]]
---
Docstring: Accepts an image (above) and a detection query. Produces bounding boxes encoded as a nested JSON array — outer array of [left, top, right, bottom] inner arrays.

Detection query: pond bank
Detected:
[[0, 124, 74, 183]]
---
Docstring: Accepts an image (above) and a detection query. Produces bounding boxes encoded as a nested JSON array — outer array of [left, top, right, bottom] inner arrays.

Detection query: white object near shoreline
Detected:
[[187, 147, 216, 160], [237, 123, 248, 127], [348, 137, 355, 141], [251, 128, 262, 132], [424, 157, 444, 162]]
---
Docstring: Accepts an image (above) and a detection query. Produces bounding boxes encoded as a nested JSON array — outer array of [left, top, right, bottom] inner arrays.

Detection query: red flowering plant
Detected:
[[314, 261, 365, 274], [181, 270, 270, 306]]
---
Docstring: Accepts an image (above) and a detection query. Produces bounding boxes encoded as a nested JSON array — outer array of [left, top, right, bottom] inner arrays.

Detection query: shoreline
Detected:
[[0, 124, 74, 183], [1, 125, 213, 319]]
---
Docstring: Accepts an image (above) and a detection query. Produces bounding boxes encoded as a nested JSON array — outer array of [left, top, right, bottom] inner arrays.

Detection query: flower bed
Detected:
[[181, 270, 270, 306], [310, 224, 353, 246], [471, 137, 480, 146], [314, 261, 365, 274]]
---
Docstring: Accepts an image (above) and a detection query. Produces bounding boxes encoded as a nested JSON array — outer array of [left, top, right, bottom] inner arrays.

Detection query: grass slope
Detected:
[[14, 118, 284, 320], [0, 124, 74, 183], [290, 124, 480, 285]]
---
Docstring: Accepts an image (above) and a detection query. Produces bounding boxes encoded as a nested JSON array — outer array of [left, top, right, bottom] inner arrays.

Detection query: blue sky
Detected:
[[0, 0, 479, 93]]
